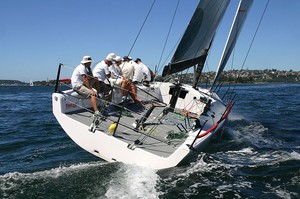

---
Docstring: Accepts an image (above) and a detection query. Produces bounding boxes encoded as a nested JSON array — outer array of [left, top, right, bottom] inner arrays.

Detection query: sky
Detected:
[[1, 0, 299, 82]]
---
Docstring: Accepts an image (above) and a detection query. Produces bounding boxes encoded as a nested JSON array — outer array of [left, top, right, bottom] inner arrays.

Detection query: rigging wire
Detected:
[[239, 0, 270, 72], [127, 0, 157, 56], [229, 0, 270, 99], [204, 51, 211, 88], [111, 0, 157, 134], [155, 35, 182, 79], [157, 0, 181, 71]]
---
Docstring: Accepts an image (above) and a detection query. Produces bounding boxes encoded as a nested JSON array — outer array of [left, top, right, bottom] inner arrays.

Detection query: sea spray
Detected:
[[105, 164, 159, 199]]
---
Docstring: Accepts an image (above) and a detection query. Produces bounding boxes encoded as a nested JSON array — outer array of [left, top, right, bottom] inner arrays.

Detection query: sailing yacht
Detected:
[[52, 0, 253, 169], [30, 80, 34, 86]]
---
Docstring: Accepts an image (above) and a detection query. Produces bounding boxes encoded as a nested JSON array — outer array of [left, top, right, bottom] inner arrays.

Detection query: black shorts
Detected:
[[99, 81, 111, 94]]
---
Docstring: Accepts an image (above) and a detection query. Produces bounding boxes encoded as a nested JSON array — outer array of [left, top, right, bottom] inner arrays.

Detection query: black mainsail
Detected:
[[162, 0, 230, 77]]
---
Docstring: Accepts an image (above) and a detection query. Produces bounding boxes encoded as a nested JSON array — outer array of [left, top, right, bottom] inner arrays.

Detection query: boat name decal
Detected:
[[66, 103, 77, 109]]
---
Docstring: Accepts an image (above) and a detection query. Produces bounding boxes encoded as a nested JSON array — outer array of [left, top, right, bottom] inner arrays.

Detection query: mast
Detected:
[[192, 49, 208, 89], [162, 0, 230, 77], [192, 37, 214, 89], [211, 0, 253, 89]]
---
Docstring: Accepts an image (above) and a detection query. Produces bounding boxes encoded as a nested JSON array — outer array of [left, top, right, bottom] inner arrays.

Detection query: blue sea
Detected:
[[0, 84, 299, 198]]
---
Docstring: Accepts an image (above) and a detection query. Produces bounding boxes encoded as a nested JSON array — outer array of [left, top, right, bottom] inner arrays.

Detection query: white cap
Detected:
[[81, 56, 93, 64], [106, 53, 116, 61], [114, 56, 122, 62]]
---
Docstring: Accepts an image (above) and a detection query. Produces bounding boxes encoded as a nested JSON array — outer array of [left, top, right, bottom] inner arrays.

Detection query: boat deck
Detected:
[[66, 100, 195, 158]]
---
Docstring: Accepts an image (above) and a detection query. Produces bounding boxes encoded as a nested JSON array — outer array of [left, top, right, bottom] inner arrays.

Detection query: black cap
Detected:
[[135, 58, 142, 62]]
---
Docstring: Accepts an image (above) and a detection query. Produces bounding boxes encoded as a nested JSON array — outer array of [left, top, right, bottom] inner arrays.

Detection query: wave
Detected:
[[105, 164, 159, 199], [156, 149, 300, 198], [0, 162, 162, 199], [0, 161, 109, 198], [0, 161, 106, 182], [223, 119, 293, 150], [227, 111, 246, 121]]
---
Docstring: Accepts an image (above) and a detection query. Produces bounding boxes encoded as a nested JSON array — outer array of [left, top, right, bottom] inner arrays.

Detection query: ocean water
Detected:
[[0, 84, 299, 199]]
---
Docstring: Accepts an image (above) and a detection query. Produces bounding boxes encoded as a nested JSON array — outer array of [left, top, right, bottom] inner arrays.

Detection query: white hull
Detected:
[[52, 82, 231, 169]]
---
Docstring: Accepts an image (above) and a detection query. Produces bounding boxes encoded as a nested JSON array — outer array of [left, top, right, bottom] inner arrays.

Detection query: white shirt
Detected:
[[93, 60, 110, 83], [121, 61, 134, 80], [109, 64, 122, 79], [139, 62, 151, 81], [71, 64, 88, 88], [132, 61, 143, 82]]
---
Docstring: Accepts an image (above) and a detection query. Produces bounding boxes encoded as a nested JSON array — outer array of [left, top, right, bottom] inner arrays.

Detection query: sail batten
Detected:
[[162, 0, 230, 77], [211, 0, 253, 88]]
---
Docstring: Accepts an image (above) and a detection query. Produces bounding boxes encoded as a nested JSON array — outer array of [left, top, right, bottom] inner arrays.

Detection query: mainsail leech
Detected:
[[211, 0, 253, 88], [162, 0, 230, 77]]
